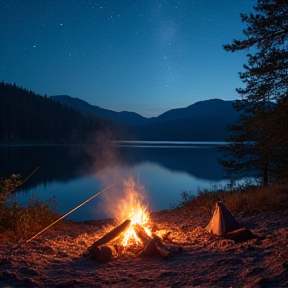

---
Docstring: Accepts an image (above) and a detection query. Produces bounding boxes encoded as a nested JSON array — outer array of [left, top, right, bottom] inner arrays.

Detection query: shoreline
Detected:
[[1, 206, 288, 287], [0, 140, 227, 147]]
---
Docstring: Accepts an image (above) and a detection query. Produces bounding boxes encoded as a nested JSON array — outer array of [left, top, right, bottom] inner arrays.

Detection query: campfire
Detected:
[[86, 177, 170, 262]]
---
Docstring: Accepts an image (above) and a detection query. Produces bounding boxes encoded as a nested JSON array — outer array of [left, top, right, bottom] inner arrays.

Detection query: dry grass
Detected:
[[0, 174, 61, 242], [0, 194, 60, 241], [185, 182, 288, 213]]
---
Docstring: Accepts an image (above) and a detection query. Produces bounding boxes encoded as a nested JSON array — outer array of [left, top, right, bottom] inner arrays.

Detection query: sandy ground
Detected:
[[0, 206, 288, 288]]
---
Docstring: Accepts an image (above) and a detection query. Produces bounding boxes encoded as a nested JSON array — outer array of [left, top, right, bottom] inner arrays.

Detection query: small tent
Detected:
[[205, 201, 242, 236]]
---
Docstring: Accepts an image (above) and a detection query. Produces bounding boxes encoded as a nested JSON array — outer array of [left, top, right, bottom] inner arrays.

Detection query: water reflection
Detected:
[[0, 143, 228, 221]]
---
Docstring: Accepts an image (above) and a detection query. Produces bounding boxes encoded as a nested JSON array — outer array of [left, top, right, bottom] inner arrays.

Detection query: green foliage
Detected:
[[218, 105, 279, 185], [0, 174, 22, 196], [0, 174, 60, 241], [220, 0, 288, 185]]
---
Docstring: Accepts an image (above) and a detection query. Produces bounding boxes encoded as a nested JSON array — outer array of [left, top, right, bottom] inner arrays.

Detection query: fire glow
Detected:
[[88, 176, 170, 261], [121, 205, 152, 247], [112, 177, 153, 247]]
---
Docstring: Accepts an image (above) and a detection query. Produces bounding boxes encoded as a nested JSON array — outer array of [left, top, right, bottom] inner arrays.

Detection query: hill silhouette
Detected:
[[0, 82, 239, 142], [0, 82, 126, 143], [52, 95, 239, 141]]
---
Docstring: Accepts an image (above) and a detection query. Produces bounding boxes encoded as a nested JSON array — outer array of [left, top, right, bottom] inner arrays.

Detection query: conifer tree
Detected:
[[219, 0, 288, 185]]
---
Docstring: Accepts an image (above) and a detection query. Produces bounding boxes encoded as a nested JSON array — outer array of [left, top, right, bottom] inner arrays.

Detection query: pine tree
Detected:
[[223, 0, 288, 102], [219, 0, 288, 185]]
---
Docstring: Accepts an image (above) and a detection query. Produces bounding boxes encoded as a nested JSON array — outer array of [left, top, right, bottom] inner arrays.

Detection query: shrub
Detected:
[[0, 174, 22, 196], [180, 182, 288, 213], [0, 174, 60, 242]]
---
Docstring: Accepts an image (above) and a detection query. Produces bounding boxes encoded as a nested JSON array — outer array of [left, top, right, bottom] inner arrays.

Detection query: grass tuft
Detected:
[[182, 182, 288, 213], [0, 174, 60, 242]]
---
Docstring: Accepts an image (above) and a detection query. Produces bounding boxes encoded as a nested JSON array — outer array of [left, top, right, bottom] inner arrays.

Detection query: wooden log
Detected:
[[90, 244, 118, 262], [142, 237, 158, 256], [155, 241, 169, 259], [133, 225, 170, 259], [133, 223, 151, 245], [89, 219, 131, 250], [141, 236, 169, 258]]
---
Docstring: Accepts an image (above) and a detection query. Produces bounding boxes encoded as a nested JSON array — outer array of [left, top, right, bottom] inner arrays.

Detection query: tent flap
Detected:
[[205, 201, 242, 236]]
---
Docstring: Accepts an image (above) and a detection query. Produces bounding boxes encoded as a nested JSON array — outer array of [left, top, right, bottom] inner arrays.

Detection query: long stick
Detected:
[[14, 183, 114, 250], [8, 166, 40, 194]]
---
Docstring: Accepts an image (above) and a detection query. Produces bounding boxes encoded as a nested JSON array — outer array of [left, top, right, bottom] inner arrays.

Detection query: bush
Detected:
[[0, 174, 22, 196], [0, 174, 60, 242], [179, 182, 288, 213]]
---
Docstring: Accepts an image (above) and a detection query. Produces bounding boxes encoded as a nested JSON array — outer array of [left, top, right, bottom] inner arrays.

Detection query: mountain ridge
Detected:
[[51, 95, 149, 125], [51, 95, 237, 125], [51, 95, 239, 141]]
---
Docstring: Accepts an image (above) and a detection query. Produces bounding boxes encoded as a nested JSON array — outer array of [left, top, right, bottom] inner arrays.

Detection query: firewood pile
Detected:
[[85, 219, 170, 263]]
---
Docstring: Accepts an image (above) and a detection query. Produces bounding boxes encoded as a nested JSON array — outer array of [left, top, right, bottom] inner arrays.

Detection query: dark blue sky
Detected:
[[0, 0, 256, 117]]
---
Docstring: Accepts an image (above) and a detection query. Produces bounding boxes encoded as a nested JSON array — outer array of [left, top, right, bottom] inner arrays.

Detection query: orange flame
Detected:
[[99, 175, 155, 247], [117, 178, 151, 247], [121, 205, 152, 247]]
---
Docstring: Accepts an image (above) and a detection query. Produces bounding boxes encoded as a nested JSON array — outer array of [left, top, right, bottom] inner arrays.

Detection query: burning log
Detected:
[[134, 223, 169, 259], [134, 223, 151, 245], [90, 219, 131, 248], [87, 219, 131, 262]]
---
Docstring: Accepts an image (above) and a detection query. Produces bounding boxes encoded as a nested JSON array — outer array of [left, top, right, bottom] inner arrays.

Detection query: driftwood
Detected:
[[89, 219, 131, 252]]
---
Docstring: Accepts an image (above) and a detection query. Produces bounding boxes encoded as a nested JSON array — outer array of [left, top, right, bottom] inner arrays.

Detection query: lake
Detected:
[[0, 142, 230, 221]]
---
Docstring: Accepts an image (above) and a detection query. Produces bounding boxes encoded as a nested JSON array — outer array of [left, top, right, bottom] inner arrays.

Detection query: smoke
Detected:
[[87, 130, 149, 221]]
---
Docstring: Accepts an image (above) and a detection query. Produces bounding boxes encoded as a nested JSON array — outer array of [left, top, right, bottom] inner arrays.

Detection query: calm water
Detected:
[[0, 142, 229, 221]]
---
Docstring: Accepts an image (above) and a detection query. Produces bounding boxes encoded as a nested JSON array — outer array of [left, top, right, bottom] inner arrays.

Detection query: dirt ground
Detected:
[[0, 205, 288, 288]]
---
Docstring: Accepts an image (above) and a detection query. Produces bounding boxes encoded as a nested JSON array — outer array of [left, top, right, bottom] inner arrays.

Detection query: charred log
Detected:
[[142, 236, 169, 258], [134, 223, 151, 244], [89, 244, 118, 262], [89, 219, 131, 250]]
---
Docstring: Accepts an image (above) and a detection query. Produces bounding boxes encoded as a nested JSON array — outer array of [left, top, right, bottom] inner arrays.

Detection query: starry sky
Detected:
[[0, 0, 256, 117]]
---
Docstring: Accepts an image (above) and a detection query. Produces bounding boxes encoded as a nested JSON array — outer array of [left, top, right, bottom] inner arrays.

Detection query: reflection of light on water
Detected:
[[16, 164, 231, 221], [17, 176, 103, 221], [11, 143, 235, 221], [114, 140, 227, 148], [137, 162, 230, 212]]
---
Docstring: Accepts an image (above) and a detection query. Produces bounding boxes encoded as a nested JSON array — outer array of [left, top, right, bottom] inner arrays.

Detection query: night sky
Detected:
[[0, 0, 256, 117]]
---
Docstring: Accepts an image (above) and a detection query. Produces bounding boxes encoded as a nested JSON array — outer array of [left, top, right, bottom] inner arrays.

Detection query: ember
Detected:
[[87, 177, 170, 262], [121, 205, 151, 247]]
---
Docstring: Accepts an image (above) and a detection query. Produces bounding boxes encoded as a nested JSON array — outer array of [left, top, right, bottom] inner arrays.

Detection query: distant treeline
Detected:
[[0, 81, 126, 143]]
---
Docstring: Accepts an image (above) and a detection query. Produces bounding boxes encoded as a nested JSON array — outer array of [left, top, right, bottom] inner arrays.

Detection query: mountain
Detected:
[[0, 82, 124, 143], [52, 95, 237, 124], [51, 95, 149, 125], [129, 98, 240, 141], [0, 82, 239, 143], [154, 98, 238, 122], [51, 95, 239, 141]]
